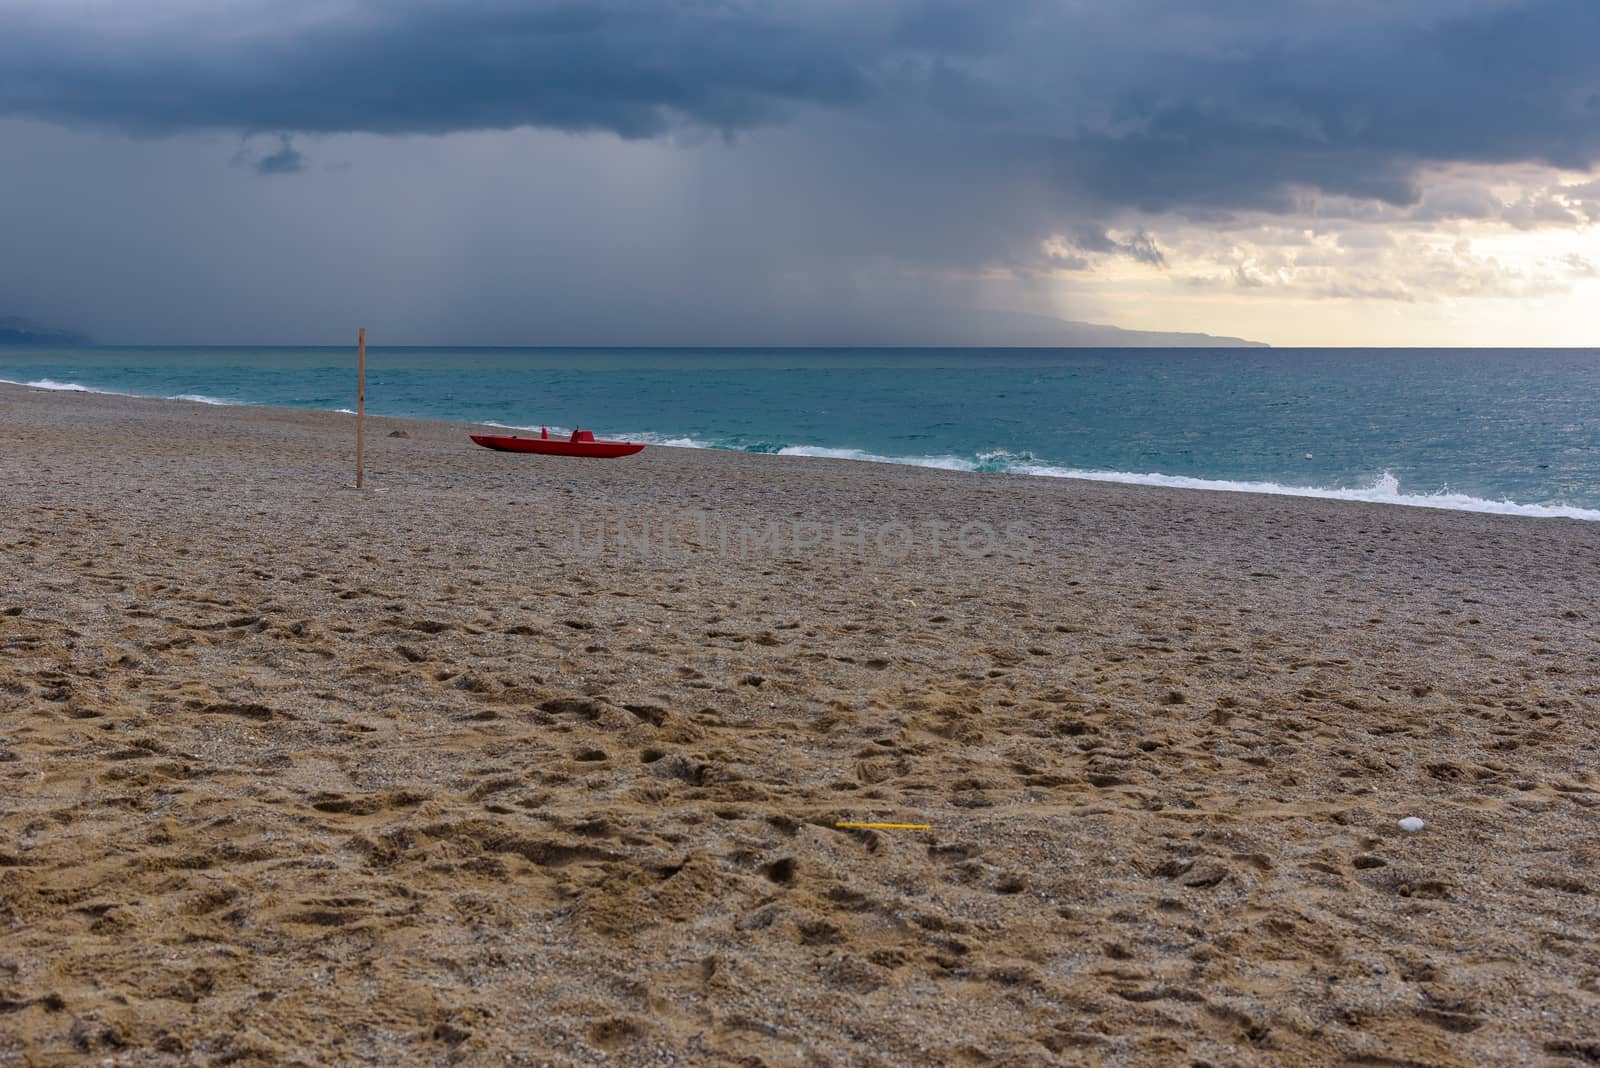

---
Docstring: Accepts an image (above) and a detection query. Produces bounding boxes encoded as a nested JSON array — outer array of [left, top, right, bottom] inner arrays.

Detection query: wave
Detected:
[[5, 377, 137, 397], [757, 443, 1597, 520], [1, 376, 349, 414], [623, 431, 715, 449], [483, 420, 566, 434], [1006, 465, 1600, 521], [777, 444, 979, 471]]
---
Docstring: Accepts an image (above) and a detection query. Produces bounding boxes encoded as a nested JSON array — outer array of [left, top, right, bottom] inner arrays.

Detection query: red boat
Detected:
[[469, 428, 645, 458]]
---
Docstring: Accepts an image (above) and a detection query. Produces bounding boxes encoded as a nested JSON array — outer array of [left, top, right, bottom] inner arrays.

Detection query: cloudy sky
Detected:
[[2, 0, 1598, 346]]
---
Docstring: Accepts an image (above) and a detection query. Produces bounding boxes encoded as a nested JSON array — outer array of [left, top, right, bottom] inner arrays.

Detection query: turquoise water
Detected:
[[3, 346, 1597, 519]]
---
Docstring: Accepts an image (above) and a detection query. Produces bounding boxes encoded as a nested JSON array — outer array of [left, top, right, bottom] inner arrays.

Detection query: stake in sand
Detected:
[[355, 327, 366, 489]]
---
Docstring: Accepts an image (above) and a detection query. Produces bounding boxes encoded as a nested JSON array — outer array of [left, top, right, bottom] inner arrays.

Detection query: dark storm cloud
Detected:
[[1052, 0, 1600, 215], [2, 0, 1598, 227], [0, 1, 877, 139], [253, 140, 306, 175]]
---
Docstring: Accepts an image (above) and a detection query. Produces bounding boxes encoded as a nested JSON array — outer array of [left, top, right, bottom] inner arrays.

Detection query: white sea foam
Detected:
[[483, 420, 569, 434], [1005, 465, 1600, 520], [16, 377, 136, 396], [6, 379, 240, 407], [777, 444, 978, 471], [624, 432, 714, 449], [23, 378, 92, 391], [753, 443, 1600, 521]]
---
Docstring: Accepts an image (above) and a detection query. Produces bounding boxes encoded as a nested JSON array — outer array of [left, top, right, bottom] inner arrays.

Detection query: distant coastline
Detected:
[[953, 310, 1268, 348]]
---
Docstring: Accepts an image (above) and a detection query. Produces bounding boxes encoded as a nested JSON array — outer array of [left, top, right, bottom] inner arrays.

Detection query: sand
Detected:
[[1, 381, 1597, 1066]]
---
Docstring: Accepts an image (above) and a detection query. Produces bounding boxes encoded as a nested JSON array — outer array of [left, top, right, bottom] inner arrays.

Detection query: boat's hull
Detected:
[[469, 434, 645, 458]]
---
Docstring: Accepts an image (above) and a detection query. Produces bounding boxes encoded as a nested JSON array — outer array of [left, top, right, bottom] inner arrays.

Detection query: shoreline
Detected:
[[4, 379, 1596, 523], [3, 377, 1599, 1064]]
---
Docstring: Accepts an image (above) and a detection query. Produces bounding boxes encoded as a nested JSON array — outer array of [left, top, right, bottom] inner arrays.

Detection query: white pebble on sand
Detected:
[[1398, 816, 1426, 832]]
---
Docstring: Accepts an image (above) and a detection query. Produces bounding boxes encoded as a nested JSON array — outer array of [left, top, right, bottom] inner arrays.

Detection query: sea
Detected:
[[3, 346, 1597, 520]]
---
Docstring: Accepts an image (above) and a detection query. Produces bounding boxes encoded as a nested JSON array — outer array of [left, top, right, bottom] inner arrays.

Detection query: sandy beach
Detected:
[[2, 381, 1597, 1066]]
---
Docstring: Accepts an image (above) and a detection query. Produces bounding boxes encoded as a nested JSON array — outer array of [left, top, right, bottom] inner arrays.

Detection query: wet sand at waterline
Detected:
[[2, 382, 1597, 1066]]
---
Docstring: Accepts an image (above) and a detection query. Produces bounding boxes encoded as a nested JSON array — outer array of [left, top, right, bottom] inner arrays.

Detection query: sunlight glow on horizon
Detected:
[[1044, 166, 1600, 347]]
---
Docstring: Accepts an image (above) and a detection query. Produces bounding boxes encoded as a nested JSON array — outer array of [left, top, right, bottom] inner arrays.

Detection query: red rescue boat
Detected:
[[469, 428, 645, 458]]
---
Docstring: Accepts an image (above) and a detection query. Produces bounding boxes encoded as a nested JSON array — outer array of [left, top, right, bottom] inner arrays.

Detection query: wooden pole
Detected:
[[356, 327, 366, 489]]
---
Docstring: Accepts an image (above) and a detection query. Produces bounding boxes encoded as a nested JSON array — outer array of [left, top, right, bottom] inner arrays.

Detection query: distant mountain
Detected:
[[925, 309, 1268, 348], [0, 316, 89, 346], [747, 307, 1267, 348]]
